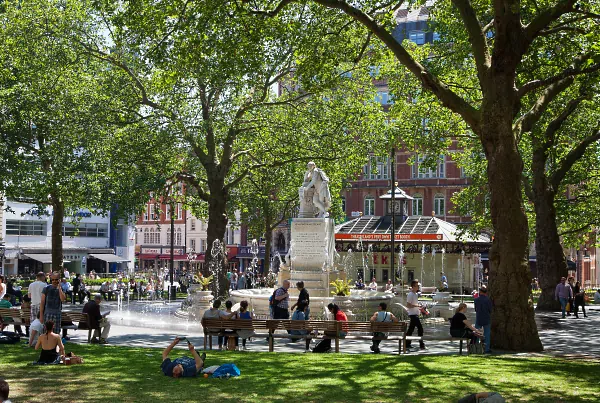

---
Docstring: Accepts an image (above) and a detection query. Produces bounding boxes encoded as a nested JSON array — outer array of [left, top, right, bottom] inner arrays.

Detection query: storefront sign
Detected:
[[142, 248, 161, 254], [336, 233, 443, 241]]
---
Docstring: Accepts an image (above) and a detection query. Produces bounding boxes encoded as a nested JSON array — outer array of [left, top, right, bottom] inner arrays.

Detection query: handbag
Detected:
[[64, 352, 84, 365], [565, 302, 570, 311]]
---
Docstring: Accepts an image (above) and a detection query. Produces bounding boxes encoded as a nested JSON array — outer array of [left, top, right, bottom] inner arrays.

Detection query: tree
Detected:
[[255, 0, 600, 351], [80, 0, 387, 296], [0, 0, 168, 271]]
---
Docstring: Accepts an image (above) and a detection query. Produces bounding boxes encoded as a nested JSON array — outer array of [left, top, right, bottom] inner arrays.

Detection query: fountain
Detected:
[[431, 247, 453, 318]]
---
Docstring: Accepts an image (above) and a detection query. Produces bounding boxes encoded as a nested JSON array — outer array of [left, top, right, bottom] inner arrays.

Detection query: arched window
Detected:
[[364, 196, 375, 216], [277, 233, 286, 251], [176, 228, 182, 246], [412, 194, 423, 216], [434, 194, 445, 216]]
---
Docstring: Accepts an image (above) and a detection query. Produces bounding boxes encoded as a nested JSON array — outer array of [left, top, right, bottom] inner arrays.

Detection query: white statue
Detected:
[[299, 161, 331, 217]]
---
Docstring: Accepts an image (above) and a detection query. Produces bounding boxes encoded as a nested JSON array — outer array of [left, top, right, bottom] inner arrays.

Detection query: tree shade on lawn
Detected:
[[2, 344, 600, 402]]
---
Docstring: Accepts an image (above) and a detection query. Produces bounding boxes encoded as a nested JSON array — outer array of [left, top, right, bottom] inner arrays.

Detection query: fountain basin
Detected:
[[229, 288, 395, 321]]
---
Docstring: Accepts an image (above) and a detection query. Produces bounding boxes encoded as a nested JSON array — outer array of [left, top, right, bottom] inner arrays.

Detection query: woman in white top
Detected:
[[0, 275, 6, 300], [368, 278, 378, 291]]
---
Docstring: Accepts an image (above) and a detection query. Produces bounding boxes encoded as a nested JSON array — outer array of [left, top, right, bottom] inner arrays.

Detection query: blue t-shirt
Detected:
[[161, 357, 198, 377]]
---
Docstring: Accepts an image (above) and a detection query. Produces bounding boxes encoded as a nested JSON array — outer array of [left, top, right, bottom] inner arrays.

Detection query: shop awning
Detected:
[[89, 254, 130, 263], [158, 254, 189, 261], [137, 253, 159, 260], [23, 254, 72, 264]]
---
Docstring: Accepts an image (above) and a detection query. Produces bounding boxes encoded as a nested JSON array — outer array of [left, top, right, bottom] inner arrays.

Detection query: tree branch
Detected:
[[513, 77, 574, 136], [451, 0, 491, 83], [524, 0, 578, 41], [558, 221, 600, 237], [175, 172, 210, 201], [541, 94, 590, 151], [518, 54, 600, 98], [254, 0, 481, 130], [550, 128, 600, 189]]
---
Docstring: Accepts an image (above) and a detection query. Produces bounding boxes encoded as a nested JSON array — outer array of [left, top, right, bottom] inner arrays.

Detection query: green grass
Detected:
[[2, 344, 599, 402]]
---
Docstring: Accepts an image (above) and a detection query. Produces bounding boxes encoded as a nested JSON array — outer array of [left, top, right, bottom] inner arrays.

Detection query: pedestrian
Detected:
[[405, 279, 426, 350], [572, 281, 587, 319], [28, 272, 47, 323], [72, 273, 82, 304], [370, 302, 399, 354], [272, 280, 291, 319], [237, 271, 246, 290], [554, 277, 572, 319], [290, 281, 310, 319], [567, 277, 576, 315], [39, 272, 66, 335], [230, 270, 238, 291], [474, 285, 493, 354]]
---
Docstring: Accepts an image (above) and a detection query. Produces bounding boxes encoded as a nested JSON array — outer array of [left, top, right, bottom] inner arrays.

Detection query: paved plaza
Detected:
[[59, 300, 600, 358]]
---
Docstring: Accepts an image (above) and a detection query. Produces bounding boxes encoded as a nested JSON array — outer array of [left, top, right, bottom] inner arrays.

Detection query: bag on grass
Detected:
[[0, 331, 20, 344], [312, 338, 331, 353], [211, 363, 241, 378]]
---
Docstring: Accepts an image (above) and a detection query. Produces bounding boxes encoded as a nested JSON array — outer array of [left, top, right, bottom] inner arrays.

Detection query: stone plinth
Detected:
[[290, 218, 335, 270]]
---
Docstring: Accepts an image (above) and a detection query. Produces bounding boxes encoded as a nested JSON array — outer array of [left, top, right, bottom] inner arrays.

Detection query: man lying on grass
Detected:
[[161, 337, 206, 378]]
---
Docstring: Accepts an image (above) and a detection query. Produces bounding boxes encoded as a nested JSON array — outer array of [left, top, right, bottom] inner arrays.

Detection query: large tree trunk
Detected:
[[51, 197, 64, 274], [481, 85, 543, 351], [204, 190, 229, 298], [533, 195, 567, 311]]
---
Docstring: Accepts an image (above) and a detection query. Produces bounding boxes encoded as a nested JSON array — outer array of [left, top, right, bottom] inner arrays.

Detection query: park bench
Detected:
[[201, 318, 271, 351], [0, 307, 95, 342]]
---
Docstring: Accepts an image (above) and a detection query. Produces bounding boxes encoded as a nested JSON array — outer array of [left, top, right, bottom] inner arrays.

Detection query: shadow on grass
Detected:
[[3, 343, 599, 403]]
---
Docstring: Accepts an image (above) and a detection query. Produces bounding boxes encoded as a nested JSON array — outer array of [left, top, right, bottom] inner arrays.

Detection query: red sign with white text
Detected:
[[335, 233, 443, 241]]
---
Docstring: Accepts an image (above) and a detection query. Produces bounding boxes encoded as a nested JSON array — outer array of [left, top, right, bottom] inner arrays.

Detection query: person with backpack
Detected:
[[370, 302, 399, 354], [313, 303, 348, 353], [271, 280, 291, 320]]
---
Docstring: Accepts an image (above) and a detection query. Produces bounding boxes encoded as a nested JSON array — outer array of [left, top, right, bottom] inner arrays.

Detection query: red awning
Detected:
[[159, 254, 187, 260], [137, 254, 159, 260]]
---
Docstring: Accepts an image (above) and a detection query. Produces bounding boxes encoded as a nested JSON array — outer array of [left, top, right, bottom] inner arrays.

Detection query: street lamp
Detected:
[[0, 241, 5, 276]]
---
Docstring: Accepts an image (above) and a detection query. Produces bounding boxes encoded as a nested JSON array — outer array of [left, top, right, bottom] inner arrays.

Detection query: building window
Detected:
[[176, 228, 182, 246], [412, 194, 423, 216], [434, 194, 445, 216], [409, 30, 426, 45], [190, 238, 196, 251], [63, 223, 108, 238], [177, 203, 183, 220], [165, 204, 170, 220], [366, 156, 390, 180], [200, 239, 205, 252], [154, 228, 161, 245], [341, 197, 346, 213], [143, 208, 148, 221], [412, 155, 445, 178], [191, 219, 196, 231], [149, 204, 156, 221], [375, 91, 389, 105], [364, 196, 375, 216], [6, 220, 47, 236], [143, 228, 149, 244]]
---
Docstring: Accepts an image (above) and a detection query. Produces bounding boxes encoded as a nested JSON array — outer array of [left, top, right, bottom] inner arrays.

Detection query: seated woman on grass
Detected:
[[35, 320, 65, 364], [450, 303, 482, 343]]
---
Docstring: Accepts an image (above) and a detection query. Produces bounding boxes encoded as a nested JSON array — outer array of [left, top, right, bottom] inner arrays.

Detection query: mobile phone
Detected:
[[177, 336, 187, 341]]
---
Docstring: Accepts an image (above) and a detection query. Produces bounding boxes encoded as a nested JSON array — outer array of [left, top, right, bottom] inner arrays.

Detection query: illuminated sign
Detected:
[[335, 233, 443, 241]]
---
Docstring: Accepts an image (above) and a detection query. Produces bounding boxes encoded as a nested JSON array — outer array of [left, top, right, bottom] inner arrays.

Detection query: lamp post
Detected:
[[0, 241, 5, 276]]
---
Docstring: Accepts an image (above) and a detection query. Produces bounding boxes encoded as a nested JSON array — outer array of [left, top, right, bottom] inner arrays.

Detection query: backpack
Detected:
[[211, 363, 241, 378], [0, 331, 21, 344], [270, 288, 283, 306]]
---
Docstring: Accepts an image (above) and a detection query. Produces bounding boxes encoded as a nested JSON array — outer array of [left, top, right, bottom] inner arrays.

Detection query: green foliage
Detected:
[[194, 274, 214, 291], [3, 343, 600, 402], [330, 278, 352, 296]]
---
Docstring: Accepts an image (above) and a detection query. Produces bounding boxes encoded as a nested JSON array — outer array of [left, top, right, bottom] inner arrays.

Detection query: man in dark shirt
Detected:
[[474, 286, 493, 354], [161, 337, 206, 378], [72, 274, 81, 304], [82, 294, 111, 344]]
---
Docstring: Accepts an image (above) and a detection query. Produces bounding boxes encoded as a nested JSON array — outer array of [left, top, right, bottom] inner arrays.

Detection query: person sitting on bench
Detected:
[[161, 337, 206, 378], [450, 303, 482, 344]]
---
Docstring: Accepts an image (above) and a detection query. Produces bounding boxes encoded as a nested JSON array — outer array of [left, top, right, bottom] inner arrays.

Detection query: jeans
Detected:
[[406, 315, 424, 348], [476, 322, 491, 352], [559, 297, 568, 317]]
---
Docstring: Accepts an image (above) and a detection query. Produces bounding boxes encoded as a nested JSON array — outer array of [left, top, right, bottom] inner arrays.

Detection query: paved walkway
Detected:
[[59, 301, 600, 358]]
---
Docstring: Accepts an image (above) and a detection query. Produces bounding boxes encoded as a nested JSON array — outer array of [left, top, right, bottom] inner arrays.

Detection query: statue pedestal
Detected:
[[290, 218, 335, 270], [283, 218, 335, 297]]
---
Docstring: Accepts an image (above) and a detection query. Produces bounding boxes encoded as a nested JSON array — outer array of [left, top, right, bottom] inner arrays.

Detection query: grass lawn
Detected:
[[1, 343, 598, 403]]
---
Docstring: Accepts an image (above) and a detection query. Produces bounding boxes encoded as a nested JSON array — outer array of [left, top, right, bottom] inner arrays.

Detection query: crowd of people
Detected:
[[555, 276, 592, 319]]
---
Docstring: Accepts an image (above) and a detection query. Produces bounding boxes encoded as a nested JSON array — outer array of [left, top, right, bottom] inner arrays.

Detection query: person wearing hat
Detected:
[[474, 286, 493, 354], [82, 294, 111, 344]]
